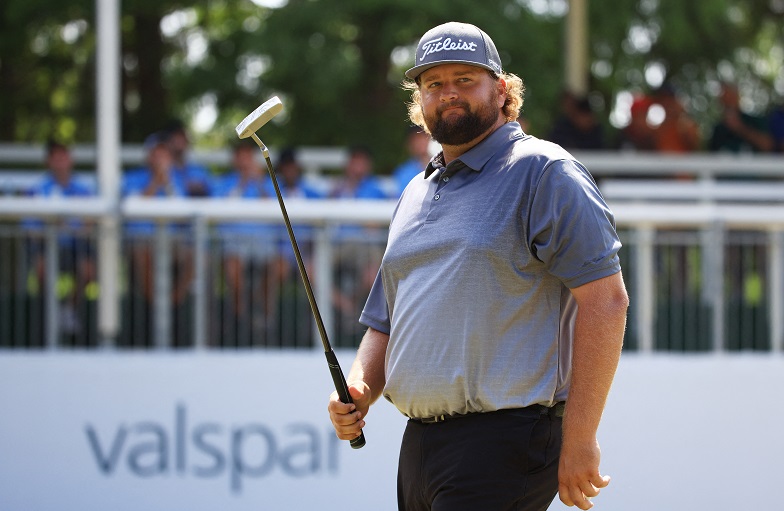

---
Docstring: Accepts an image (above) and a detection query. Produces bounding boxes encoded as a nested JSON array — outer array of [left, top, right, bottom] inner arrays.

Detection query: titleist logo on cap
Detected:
[[405, 22, 502, 79], [419, 37, 478, 62]]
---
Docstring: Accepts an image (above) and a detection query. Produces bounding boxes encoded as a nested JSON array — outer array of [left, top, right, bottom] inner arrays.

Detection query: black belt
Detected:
[[411, 402, 565, 424]]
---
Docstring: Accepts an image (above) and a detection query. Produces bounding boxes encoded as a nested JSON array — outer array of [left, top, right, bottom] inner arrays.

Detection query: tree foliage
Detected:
[[1, 0, 782, 170]]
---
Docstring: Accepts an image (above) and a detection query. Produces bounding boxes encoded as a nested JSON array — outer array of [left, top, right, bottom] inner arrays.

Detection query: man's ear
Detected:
[[497, 77, 508, 108]]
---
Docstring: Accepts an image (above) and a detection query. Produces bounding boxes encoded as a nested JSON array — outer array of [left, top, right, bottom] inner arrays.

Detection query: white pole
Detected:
[[96, 0, 121, 347], [769, 230, 784, 353], [565, 0, 589, 95]]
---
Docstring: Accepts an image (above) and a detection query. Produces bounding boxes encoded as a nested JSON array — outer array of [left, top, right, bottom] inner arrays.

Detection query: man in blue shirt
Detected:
[[330, 145, 388, 200], [27, 141, 96, 339], [122, 134, 193, 346], [262, 147, 322, 346], [391, 126, 434, 197], [328, 22, 629, 511], [163, 119, 214, 197], [213, 141, 279, 343], [329, 145, 388, 344]]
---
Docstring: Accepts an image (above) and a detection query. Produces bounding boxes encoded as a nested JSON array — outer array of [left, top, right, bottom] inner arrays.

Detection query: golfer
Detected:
[[328, 21, 629, 511]]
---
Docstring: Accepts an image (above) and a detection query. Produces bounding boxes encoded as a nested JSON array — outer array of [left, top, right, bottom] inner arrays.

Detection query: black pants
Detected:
[[397, 407, 562, 511]]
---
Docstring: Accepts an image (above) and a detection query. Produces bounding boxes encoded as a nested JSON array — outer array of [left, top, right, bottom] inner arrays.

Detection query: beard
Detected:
[[425, 92, 500, 146]]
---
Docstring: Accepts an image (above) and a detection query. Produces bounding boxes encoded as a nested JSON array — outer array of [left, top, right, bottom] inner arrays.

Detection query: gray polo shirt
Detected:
[[360, 122, 621, 419]]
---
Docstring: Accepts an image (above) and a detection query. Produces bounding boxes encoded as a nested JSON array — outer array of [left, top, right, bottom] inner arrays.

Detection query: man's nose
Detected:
[[440, 82, 459, 101]]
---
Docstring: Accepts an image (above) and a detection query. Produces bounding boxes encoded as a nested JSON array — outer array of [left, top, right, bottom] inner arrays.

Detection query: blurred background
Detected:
[[0, 1, 783, 510]]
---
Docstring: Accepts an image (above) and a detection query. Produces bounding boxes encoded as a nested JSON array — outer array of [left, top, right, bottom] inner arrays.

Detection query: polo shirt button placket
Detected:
[[434, 194, 440, 201]]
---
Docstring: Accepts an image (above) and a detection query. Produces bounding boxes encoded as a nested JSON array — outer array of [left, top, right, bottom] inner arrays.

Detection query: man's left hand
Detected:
[[557, 437, 610, 510]]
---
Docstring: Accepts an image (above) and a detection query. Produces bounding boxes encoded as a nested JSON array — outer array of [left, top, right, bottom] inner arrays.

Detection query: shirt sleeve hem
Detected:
[[563, 261, 622, 289], [359, 312, 391, 335]]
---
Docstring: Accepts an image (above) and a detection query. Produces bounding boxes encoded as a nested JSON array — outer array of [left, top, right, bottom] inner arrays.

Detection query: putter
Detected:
[[236, 96, 366, 449]]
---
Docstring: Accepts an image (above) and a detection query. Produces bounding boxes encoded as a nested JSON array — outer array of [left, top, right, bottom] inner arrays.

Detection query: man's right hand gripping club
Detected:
[[328, 381, 371, 441], [328, 327, 390, 441]]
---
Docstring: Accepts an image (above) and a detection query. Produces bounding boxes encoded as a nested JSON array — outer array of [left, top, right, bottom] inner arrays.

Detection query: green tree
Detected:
[[1, 0, 782, 166], [248, 0, 567, 170], [0, 0, 93, 142]]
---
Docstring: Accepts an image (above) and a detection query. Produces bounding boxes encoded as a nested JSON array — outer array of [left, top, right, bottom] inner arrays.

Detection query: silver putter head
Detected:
[[235, 96, 284, 139]]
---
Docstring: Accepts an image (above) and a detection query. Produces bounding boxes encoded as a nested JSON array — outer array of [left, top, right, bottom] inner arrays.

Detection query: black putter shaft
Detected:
[[251, 133, 365, 449]]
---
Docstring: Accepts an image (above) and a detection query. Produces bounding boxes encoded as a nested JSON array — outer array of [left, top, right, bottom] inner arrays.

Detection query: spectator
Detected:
[[709, 82, 773, 154], [616, 95, 656, 151], [391, 126, 433, 196], [329, 145, 387, 345], [122, 134, 193, 346], [771, 104, 784, 153], [123, 133, 187, 199], [213, 141, 277, 343], [547, 90, 605, 150], [215, 140, 268, 198], [163, 119, 214, 197], [26, 140, 96, 341], [329, 145, 387, 199], [646, 85, 701, 330], [707, 84, 772, 332], [263, 147, 321, 346], [263, 147, 322, 199], [650, 83, 701, 153]]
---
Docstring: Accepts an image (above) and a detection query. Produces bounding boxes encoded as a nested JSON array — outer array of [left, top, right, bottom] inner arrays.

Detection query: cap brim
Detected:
[[405, 60, 498, 80]]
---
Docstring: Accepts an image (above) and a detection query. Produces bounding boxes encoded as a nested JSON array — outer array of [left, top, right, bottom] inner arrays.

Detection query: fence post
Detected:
[[314, 224, 334, 347], [45, 223, 59, 350], [193, 215, 208, 349], [634, 226, 655, 353], [153, 222, 172, 349], [702, 221, 725, 352], [769, 229, 784, 353]]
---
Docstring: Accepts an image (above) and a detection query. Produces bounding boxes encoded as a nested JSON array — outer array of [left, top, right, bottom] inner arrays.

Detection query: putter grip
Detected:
[[326, 350, 366, 449]]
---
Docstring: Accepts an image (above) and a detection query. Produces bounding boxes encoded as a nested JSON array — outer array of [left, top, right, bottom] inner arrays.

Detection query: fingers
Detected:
[[591, 473, 611, 490], [558, 483, 593, 510], [559, 482, 593, 510], [327, 390, 366, 441], [558, 474, 610, 510]]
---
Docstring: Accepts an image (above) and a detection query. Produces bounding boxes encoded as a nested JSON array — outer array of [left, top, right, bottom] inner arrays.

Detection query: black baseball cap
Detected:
[[406, 22, 503, 80]]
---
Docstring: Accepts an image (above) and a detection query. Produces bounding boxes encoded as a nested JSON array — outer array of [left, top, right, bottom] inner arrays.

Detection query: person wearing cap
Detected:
[[327, 22, 628, 511], [391, 125, 434, 196]]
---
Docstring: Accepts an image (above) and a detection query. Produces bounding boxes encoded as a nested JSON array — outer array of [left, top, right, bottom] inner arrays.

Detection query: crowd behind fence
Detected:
[[1, 149, 783, 353]]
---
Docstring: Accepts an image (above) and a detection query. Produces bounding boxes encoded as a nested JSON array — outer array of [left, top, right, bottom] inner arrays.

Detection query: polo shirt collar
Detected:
[[424, 122, 523, 178]]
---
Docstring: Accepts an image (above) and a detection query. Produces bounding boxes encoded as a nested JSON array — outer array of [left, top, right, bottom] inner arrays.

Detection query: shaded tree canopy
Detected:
[[1, 0, 782, 171]]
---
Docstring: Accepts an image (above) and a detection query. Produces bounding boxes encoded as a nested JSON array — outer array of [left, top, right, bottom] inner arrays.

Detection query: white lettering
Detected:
[[419, 36, 478, 62]]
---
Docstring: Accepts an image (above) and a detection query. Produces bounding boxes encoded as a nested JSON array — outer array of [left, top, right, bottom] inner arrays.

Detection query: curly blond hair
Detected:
[[404, 71, 525, 133]]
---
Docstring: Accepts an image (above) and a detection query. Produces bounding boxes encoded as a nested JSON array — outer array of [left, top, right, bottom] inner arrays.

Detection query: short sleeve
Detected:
[[528, 159, 621, 288], [359, 267, 391, 334]]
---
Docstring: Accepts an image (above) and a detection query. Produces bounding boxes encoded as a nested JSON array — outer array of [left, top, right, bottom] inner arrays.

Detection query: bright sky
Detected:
[[249, 0, 288, 8]]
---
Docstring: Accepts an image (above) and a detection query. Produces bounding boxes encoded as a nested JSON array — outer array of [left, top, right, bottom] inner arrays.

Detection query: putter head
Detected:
[[235, 96, 284, 139]]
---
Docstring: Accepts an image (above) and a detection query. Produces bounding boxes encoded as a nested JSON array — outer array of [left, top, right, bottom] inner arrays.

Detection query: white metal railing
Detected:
[[1, 196, 784, 353], [2, 145, 783, 194], [1, 149, 783, 353], [0, 143, 350, 187]]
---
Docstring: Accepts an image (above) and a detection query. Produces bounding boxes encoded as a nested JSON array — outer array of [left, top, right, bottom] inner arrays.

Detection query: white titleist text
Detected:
[[420, 37, 478, 61]]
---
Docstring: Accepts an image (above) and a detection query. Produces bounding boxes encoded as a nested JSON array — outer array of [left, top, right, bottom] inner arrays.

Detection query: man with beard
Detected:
[[328, 22, 628, 511]]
